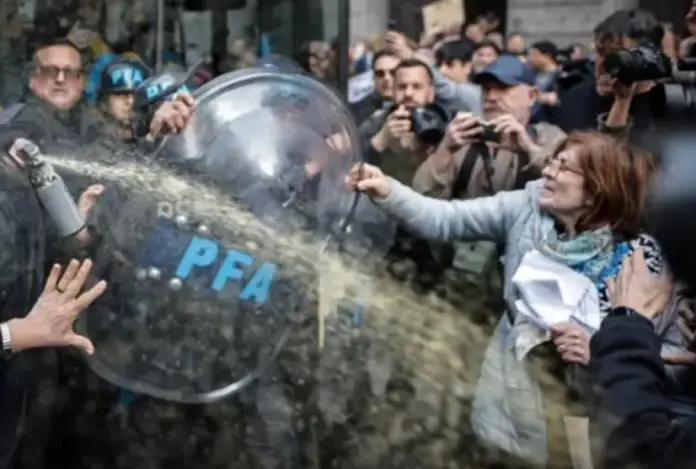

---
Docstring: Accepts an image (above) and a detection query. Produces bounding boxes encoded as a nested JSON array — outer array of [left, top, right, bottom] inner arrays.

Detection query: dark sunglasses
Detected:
[[34, 65, 84, 81], [374, 68, 396, 79]]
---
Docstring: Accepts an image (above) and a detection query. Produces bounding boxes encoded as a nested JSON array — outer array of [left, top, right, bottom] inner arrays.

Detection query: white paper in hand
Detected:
[[512, 250, 601, 330]]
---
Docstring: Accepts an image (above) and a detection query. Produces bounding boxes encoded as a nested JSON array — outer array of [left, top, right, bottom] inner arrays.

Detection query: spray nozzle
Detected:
[[8, 138, 42, 167]]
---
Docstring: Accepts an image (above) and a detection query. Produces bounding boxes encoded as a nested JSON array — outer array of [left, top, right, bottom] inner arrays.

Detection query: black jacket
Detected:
[[0, 160, 50, 468], [590, 314, 696, 469], [0, 93, 103, 151], [351, 93, 385, 124]]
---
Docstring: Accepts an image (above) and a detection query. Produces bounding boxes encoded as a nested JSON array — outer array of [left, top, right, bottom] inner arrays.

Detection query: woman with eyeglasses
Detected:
[[345, 130, 686, 468]]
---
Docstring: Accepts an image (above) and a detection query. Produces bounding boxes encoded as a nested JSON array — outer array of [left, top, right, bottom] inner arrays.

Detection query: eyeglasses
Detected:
[[374, 69, 396, 79], [34, 65, 84, 81], [544, 154, 584, 177]]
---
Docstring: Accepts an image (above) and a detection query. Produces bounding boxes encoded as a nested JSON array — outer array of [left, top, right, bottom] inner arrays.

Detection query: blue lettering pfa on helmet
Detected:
[[99, 59, 151, 97]]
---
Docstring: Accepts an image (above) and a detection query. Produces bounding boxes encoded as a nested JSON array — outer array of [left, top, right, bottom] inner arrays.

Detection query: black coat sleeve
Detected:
[[0, 106, 50, 152], [589, 314, 696, 469]]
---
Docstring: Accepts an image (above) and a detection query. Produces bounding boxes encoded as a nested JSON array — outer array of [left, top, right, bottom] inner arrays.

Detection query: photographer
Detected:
[[367, 58, 443, 185], [384, 31, 482, 117], [413, 55, 565, 200], [590, 250, 696, 469], [545, 9, 664, 136]]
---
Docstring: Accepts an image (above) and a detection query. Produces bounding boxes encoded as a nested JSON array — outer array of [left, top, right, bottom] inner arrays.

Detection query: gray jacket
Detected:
[[375, 178, 675, 328], [374, 177, 684, 464]]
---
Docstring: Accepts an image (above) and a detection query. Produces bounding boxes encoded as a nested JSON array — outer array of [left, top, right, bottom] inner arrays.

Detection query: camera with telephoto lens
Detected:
[[598, 45, 696, 119], [408, 103, 451, 146], [603, 45, 672, 84]]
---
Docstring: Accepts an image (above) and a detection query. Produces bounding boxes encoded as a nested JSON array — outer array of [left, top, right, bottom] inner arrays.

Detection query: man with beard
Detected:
[[413, 55, 566, 200]]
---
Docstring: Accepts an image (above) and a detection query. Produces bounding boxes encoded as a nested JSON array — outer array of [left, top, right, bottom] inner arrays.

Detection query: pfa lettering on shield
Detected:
[[146, 76, 191, 101], [176, 236, 276, 306]]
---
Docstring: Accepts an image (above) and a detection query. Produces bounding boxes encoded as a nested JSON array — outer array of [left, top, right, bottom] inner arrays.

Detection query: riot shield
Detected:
[[71, 66, 396, 404]]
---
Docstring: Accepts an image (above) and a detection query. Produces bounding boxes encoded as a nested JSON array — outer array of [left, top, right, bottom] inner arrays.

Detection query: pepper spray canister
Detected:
[[14, 140, 86, 237]]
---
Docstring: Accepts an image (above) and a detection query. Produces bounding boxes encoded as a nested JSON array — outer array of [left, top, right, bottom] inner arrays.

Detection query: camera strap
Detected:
[[451, 142, 488, 198]]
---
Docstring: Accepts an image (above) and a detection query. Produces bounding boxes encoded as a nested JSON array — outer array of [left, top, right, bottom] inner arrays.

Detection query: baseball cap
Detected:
[[472, 55, 536, 86]]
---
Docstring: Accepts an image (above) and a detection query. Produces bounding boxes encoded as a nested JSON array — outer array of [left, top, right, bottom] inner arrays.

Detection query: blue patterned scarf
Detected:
[[537, 215, 631, 290]]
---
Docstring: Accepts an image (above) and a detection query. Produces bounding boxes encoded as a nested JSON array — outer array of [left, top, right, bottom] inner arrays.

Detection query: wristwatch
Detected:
[[1, 322, 12, 355], [608, 306, 643, 318]]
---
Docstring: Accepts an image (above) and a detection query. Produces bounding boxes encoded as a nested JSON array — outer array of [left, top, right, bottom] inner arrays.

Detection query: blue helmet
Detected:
[[99, 58, 151, 97]]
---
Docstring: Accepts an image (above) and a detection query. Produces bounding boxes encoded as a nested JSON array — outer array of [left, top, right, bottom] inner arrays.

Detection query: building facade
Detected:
[[506, 0, 639, 47]]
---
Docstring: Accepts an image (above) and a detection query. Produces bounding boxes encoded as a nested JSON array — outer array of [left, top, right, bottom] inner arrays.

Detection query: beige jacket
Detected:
[[412, 122, 567, 200]]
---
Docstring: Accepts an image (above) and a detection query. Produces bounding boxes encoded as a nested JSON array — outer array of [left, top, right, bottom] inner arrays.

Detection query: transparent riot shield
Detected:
[[70, 66, 396, 404]]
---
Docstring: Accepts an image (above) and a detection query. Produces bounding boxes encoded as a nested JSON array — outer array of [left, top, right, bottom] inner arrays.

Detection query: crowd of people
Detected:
[[1, 1, 696, 469], [345, 3, 696, 469]]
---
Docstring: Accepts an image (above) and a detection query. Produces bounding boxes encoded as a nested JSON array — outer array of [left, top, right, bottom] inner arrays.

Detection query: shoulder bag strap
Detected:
[[451, 142, 488, 199]]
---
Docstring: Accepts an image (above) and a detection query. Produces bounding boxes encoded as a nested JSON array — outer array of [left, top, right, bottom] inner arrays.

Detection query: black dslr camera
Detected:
[[603, 46, 696, 119], [406, 103, 451, 146], [603, 45, 672, 84]]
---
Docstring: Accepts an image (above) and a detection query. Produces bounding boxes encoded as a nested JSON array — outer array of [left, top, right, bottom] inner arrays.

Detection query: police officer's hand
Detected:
[[344, 163, 392, 200], [74, 184, 105, 245], [78, 184, 104, 219], [149, 92, 195, 137], [441, 112, 481, 153], [7, 259, 107, 355]]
